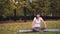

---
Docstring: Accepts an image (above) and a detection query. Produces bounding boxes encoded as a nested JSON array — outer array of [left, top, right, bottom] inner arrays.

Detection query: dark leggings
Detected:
[[32, 27, 45, 32]]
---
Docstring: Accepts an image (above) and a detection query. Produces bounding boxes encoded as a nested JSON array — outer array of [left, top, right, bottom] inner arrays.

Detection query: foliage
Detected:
[[0, 0, 17, 18], [0, 0, 60, 18]]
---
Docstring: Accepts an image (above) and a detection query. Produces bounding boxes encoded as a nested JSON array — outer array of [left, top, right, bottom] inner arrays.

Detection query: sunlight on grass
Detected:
[[0, 20, 60, 34]]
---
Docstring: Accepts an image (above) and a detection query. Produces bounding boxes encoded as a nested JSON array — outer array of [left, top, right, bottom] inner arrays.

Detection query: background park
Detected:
[[0, 0, 60, 34]]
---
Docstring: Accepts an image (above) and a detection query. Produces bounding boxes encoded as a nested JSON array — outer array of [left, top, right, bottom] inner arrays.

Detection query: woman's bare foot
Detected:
[[39, 30, 44, 32]]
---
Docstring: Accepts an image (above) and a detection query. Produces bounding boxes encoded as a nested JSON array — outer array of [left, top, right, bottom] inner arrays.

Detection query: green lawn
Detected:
[[0, 20, 60, 34]]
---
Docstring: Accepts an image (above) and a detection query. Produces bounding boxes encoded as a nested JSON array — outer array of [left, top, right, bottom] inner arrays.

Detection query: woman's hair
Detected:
[[36, 13, 40, 19], [36, 13, 40, 16]]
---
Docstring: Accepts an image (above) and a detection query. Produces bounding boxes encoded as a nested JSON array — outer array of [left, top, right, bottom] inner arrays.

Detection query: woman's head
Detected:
[[36, 13, 40, 19]]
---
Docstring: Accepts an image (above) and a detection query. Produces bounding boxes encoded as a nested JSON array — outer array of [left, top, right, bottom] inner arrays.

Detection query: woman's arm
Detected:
[[31, 21, 34, 29], [32, 17, 36, 29], [41, 19, 47, 28]]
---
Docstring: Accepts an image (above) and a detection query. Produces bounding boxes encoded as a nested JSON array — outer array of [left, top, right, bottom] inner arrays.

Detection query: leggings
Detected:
[[32, 27, 45, 32]]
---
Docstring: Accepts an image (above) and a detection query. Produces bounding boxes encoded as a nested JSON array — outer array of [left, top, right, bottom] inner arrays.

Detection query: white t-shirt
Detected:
[[32, 17, 43, 27]]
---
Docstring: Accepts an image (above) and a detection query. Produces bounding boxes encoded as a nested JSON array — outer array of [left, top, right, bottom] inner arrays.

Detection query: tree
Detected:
[[0, 0, 17, 18]]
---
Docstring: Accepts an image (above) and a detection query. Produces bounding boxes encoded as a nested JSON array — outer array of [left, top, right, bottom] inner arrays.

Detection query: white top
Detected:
[[32, 17, 43, 27]]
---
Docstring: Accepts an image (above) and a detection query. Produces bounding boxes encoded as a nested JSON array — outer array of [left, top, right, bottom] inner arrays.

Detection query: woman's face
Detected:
[[36, 14, 40, 18]]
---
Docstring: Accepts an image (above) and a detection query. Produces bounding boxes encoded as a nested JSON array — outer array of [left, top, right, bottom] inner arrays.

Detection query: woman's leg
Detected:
[[39, 27, 46, 32], [32, 27, 45, 32], [32, 27, 40, 32]]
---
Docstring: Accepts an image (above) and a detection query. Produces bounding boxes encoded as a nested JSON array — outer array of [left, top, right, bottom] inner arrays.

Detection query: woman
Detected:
[[32, 13, 47, 32]]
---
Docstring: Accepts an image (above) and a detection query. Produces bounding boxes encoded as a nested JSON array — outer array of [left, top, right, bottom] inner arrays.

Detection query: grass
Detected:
[[0, 20, 60, 34]]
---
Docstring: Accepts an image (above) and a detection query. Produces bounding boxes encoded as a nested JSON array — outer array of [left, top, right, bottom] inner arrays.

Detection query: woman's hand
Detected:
[[32, 26, 34, 29], [44, 26, 47, 29]]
